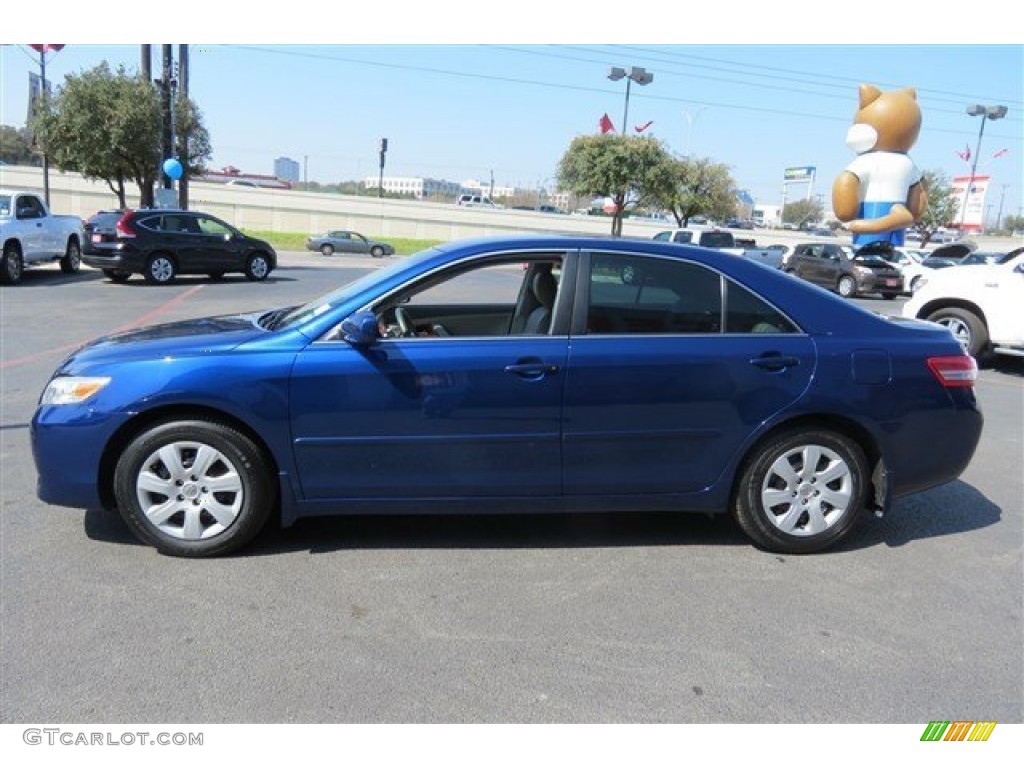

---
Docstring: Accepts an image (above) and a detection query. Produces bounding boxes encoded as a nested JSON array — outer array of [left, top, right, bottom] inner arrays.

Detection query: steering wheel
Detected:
[[394, 307, 414, 337]]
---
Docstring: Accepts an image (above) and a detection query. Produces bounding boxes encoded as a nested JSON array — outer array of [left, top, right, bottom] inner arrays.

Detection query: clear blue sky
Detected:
[[2, 6, 1022, 222]]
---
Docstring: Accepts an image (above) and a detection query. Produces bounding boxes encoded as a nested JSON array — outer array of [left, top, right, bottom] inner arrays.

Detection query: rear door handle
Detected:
[[750, 354, 801, 371]]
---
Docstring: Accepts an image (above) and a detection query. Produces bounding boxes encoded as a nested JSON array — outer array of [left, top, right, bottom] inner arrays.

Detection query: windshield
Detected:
[[264, 246, 444, 330]]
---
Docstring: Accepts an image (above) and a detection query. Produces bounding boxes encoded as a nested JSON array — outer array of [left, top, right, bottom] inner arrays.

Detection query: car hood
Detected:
[[57, 313, 269, 373], [929, 241, 976, 261]]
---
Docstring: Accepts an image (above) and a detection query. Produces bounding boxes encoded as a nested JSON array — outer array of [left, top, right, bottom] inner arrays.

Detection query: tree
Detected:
[[34, 62, 210, 209], [1002, 214, 1024, 234], [657, 156, 738, 227], [557, 134, 673, 236], [907, 169, 958, 246], [0, 125, 39, 166], [783, 199, 824, 228]]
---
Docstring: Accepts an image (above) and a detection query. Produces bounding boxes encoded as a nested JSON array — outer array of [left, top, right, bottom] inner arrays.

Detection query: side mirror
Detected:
[[340, 310, 379, 347]]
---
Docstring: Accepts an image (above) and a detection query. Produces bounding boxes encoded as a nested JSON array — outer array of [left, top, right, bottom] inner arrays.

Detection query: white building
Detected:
[[363, 176, 463, 200]]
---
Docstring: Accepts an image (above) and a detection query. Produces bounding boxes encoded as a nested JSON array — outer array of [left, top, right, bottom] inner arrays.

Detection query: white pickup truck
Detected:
[[1, 190, 84, 285], [902, 247, 1024, 360], [653, 227, 785, 268]]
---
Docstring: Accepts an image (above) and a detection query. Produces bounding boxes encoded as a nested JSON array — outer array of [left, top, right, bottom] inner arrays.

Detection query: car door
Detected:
[[562, 250, 815, 497], [14, 194, 47, 258], [193, 215, 243, 272], [288, 251, 574, 501]]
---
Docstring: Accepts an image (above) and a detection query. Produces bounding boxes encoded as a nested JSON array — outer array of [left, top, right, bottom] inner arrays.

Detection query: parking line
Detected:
[[1, 285, 206, 371]]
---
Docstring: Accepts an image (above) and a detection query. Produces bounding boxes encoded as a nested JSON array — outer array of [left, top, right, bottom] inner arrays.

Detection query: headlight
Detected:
[[40, 376, 111, 405]]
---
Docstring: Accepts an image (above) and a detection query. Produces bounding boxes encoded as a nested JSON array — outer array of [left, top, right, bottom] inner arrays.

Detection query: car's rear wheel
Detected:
[[144, 254, 177, 285], [103, 269, 131, 283], [245, 253, 271, 281], [880, 291, 899, 300], [1, 244, 24, 285], [60, 238, 82, 274], [926, 307, 988, 358], [113, 420, 275, 557], [320, 244, 334, 256], [733, 428, 869, 554], [837, 275, 857, 298]]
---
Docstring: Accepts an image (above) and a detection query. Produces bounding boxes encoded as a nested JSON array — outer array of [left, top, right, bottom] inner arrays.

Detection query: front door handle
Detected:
[[750, 354, 801, 371]]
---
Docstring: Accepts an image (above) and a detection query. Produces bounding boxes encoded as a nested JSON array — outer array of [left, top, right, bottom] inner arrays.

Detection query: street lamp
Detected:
[[958, 103, 1008, 231], [607, 66, 653, 135]]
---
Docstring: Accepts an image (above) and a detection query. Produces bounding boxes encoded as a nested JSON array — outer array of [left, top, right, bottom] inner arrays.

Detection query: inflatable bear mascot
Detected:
[[833, 85, 928, 246]]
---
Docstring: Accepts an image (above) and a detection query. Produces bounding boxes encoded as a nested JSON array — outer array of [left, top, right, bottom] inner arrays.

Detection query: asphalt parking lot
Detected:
[[1, 252, 1021, 724]]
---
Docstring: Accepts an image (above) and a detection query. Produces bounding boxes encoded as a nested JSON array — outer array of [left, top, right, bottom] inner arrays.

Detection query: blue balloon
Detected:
[[162, 158, 184, 181]]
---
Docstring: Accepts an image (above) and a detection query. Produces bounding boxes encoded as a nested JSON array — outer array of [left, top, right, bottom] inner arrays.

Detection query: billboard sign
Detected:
[[784, 166, 816, 181], [950, 175, 990, 232]]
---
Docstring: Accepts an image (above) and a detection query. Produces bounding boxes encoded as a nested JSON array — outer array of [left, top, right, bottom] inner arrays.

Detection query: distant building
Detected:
[[274, 156, 300, 184], [364, 176, 463, 200], [461, 179, 516, 200]]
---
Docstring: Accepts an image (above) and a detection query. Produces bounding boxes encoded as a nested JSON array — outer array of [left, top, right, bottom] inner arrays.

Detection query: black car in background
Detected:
[[81, 209, 125, 256], [785, 242, 903, 299], [82, 209, 277, 284]]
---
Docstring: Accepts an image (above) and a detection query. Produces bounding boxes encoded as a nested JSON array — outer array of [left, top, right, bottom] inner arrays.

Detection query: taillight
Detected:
[[115, 210, 136, 238], [927, 355, 978, 388]]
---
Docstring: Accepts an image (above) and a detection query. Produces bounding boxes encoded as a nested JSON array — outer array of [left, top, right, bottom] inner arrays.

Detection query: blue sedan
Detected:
[[31, 235, 983, 557]]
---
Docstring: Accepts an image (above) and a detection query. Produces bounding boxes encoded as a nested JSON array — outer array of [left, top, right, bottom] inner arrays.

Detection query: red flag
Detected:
[[599, 113, 615, 134], [956, 144, 971, 162], [634, 120, 654, 133], [28, 44, 65, 53]]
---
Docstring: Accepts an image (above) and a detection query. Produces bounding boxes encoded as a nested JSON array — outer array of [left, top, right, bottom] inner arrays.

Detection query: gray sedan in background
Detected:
[[306, 230, 395, 257]]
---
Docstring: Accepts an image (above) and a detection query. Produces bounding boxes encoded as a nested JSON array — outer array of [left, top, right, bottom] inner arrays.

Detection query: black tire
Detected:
[[880, 292, 899, 300], [1, 243, 24, 285], [370, 245, 384, 258], [733, 428, 869, 554], [60, 238, 82, 274], [207, 271, 225, 280], [244, 252, 271, 281], [112, 420, 275, 557], [320, 244, 334, 256], [103, 269, 131, 283], [144, 253, 177, 285], [926, 306, 989, 358], [837, 275, 857, 298]]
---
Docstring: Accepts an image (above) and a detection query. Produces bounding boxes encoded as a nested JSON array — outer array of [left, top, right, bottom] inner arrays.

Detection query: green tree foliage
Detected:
[[658, 156, 738, 227], [783, 198, 824, 228], [0, 125, 39, 166], [908, 169, 959, 245], [34, 63, 210, 209], [557, 134, 673, 236], [1002, 214, 1024, 233]]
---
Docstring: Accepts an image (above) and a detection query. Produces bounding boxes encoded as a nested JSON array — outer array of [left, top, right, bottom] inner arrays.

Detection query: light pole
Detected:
[[958, 103, 1008, 232], [607, 66, 653, 134]]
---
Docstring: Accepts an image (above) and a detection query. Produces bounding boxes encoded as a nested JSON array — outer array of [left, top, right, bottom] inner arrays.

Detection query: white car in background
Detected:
[[903, 248, 1024, 359]]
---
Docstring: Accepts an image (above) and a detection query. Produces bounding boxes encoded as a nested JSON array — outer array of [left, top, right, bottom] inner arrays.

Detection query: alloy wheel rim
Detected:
[[134, 441, 244, 540], [250, 257, 268, 278], [937, 317, 971, 351], [759, 444, 853, 536], [151, 258, 173, 281]]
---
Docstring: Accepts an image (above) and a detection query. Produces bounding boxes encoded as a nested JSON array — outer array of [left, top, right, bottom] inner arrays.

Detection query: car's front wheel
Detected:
[[113, 420, 275, 557], [836, 275, 857, 298], [60, 238, 82, 274], [926, 306, 988, 358], [144, 254, 177, 285], [370, 245, 384, 258], [733, 428, 869, 554], [245, 253, 271, 281]]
